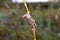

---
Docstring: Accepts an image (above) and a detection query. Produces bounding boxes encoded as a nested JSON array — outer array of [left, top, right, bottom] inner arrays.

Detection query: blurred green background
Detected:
[[0, 0, 60, 40]]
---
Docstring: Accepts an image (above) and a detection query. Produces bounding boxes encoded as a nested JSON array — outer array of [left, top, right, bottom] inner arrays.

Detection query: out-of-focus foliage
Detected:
[[0, 0, 8, 3], [0, 1, 60, 40]]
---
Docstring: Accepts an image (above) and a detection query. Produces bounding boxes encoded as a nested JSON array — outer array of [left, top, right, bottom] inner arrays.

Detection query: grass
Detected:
[[0, 4, 59, 40]]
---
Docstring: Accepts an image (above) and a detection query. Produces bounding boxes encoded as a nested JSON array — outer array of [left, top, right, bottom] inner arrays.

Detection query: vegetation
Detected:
[[0, 0, 60, 40]]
